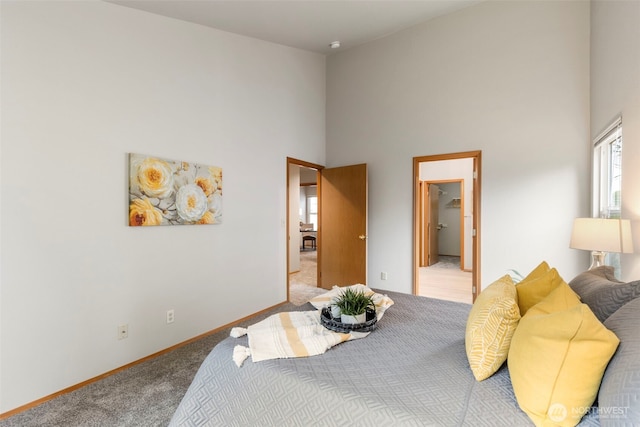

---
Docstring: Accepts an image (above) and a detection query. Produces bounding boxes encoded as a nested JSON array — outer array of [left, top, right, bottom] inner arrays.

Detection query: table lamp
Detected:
[[570, 218, 634, 269]]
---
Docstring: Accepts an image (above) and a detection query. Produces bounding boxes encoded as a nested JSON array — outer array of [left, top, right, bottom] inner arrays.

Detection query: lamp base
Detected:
[[589, 251, 607, 270]]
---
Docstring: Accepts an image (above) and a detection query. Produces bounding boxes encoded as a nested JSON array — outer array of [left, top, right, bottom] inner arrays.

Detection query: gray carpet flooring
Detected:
[[0, 302, 308, 427], [290, 250, 317, 287], [432, 255, 461, 270], [289, 250, 325, 305]]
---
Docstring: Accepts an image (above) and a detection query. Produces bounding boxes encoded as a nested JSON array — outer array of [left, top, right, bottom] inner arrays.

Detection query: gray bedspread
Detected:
[[170, 291, 599, 426]]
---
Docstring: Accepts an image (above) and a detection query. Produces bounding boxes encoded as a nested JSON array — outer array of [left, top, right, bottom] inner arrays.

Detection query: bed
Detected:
[[170, 267, 640, 426]]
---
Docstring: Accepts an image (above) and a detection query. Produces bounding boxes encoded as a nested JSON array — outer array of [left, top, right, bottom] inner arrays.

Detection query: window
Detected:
[[308, 196, 318, 230], [593, 119, 622, 218], [592, 118, 623, 270]]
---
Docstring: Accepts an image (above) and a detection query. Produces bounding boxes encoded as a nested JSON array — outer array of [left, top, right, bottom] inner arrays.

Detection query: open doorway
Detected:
[[287, 158, 369, 305], [413, 151, 481, 304], [287, 158, 323, 305]]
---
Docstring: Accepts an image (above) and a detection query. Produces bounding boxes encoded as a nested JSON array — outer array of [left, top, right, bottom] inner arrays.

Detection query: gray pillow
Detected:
[[599, 297, 640, 426], [568, 267, 640, 322]]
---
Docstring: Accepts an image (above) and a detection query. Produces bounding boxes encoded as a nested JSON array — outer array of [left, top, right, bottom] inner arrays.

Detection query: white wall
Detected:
[[0, 0, 325, 412], [300, 167, 318, 184], [289, 164, 301, 272], [436, 183, 462, 257], [327, 1, 590, 292], [591, 0, 640, 282]]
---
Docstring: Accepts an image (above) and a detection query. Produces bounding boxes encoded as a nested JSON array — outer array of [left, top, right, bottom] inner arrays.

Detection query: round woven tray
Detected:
[[320, 307, 377, 333]]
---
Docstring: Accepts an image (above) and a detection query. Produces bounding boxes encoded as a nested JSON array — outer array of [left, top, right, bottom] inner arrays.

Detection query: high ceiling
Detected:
[[107, 1, 482, 55]]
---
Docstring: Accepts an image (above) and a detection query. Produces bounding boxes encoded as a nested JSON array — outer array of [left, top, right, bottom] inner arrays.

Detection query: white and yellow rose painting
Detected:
[[128, 153, 222, 226]]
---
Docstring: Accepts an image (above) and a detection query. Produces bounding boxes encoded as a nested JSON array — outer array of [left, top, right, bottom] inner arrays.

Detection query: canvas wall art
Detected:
[[129, 153, 222, 226]]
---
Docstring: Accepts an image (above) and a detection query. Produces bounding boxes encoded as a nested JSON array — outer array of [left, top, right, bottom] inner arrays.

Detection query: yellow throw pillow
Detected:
[[521, 261, 550, 282], [516, 267, 565, 315], [508, 288, 619, 427], [527, 281, 581, 315], [465, 275, 521, 381]]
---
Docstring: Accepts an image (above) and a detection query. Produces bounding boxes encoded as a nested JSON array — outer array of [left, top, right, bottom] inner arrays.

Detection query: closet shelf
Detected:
[[446, 198, 461, 208]]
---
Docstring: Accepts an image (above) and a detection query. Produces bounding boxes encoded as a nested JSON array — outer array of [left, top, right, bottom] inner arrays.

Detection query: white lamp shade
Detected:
[[570, 218, 634, 253]]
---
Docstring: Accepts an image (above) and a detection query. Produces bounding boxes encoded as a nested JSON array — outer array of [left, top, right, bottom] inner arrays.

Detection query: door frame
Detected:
[[420, 179, 465, 269], [413, 151, 481, 302], [286, 157, 323, 303]]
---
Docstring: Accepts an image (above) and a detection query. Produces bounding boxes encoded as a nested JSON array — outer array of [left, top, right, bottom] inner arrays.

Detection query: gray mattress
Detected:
[[170, 291, 599, 426]]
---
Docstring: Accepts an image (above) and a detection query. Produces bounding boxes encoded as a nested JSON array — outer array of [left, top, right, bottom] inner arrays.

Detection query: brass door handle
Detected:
[[359, 235, 368, 240]]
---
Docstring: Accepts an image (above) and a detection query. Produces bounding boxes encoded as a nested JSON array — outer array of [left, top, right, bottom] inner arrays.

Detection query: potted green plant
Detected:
[[332, 288, 375, 324]]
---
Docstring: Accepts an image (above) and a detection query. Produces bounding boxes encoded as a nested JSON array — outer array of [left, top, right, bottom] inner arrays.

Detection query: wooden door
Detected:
[[428, 184, 440, 266], [319, 164, 367, 289]]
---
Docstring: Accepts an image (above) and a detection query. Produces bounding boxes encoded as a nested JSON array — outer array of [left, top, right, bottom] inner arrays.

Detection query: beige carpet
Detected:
[[290, 250, 325, 305], [0, 303, 302, 427], [290, 284, 326, 306]]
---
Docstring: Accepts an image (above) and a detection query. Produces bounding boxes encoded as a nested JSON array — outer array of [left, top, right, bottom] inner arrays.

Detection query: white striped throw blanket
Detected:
[[231, 285, 394, 367]]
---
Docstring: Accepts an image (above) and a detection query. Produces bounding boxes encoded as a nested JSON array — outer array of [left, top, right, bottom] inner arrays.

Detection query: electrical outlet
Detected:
[[166, 309, 175, 324], [118, 324, 128, 340], [381, 272, 388, 280]]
